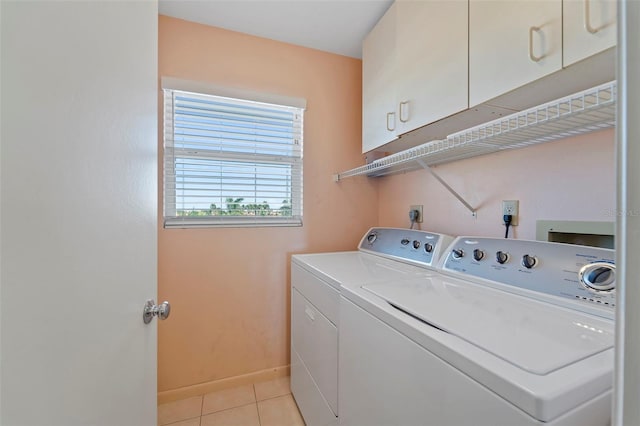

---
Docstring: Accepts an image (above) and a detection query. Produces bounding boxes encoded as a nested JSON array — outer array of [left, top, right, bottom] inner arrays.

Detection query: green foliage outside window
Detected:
[[178, 198, 293, 217]]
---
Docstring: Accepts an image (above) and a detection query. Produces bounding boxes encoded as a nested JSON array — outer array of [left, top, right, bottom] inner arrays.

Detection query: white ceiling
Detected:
[[158, 0, 394, 58]]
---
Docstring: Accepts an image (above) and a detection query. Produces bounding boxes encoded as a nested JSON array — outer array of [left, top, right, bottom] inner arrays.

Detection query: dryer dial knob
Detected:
[[401, 238, 410, 246], [521, 254, 537, 269], [579, 262, 616, 292], [473, 249, 485, 261], [452, 249, 464, 259], [367, 233, 377, 244], [424, 243, 434, 253], [496, 251, 509, 264], [412, 240, 421, 249]]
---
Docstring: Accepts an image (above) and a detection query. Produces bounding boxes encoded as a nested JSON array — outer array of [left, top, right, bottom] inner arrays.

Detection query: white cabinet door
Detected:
[[563, 0, 616, 67], [362, 3, 397, 153], [1, 1, 158, 425], [469, 0, 562, 107], [395, 0, 468, 135]]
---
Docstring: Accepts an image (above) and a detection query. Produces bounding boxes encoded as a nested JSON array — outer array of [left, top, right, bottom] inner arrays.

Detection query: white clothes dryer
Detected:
[[290, 228, 454, 426]]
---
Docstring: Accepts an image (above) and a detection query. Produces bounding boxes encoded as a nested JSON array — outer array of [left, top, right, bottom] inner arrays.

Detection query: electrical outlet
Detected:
[[502, 200, 519, 226], [410, 205, 423, 223]]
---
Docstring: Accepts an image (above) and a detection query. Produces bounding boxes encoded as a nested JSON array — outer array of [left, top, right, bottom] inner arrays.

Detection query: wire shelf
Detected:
[[335, 81, 616, 181]]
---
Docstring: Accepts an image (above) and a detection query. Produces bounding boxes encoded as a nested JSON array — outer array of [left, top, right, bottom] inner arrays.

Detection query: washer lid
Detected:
[[363, 277, 615, 375]]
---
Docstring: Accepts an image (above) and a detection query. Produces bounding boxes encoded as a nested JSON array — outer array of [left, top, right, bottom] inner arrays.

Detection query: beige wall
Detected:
[[378, 128, 615, 239], [158, 15, 615, 394], [158, 16, 378, 392]]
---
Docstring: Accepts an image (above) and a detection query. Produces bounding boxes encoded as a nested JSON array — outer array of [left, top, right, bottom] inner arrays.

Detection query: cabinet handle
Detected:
[[528, 26, 544, 62], [304, 305, 315, 322], [584, 0, 599, 34], [386, 112, 396, 131], [399, 101, 409, 123]]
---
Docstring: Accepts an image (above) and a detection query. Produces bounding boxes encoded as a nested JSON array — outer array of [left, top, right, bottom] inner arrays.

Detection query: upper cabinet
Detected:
[[362, 3, 397, 153], [362, 0, 616, 154], [362, 0, 468, 153], [394, 1, 468, 136], [469, 0, 562, 107], [563, 0, 617, 67]]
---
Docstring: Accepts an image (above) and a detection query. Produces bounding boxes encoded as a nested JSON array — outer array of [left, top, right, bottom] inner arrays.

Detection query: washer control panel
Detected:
[[359, 228, 454, 267], [442, 237, 616, 312]]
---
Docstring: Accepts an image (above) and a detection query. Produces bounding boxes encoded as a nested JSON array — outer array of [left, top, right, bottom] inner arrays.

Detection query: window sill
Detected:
[[164, 216, 303, 229]]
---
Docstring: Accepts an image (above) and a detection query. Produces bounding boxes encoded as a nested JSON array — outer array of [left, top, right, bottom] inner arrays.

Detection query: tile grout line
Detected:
[[161, 379, 293, 426], [158, 396, 204, 426], [199, 394, 204, 426], [203, 401, 258, 414], [253, 383, 262, 426], [258, 392, 292, 403], [162, 415, 201, 426]]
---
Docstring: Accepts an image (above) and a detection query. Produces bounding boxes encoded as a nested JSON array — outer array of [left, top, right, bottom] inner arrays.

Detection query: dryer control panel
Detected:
[[442, 237, 616, 316], [359, 228, 454, 268]]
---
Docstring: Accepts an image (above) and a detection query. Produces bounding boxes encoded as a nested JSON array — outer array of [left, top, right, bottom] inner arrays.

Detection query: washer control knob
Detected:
[[521, 254, 537, 269], [401, 238, 410, 246], [424, 243, 434, 253], [452, 249, 464, 259], [412, 240, 421, 249], [473, 249, 485, 261], [496, 251, 509, 264], [579, 262, 616, 292], [366, 233, 377, 244]]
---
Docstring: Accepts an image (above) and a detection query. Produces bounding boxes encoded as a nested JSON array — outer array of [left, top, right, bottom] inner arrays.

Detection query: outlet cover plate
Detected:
[[410, 205, 423, 223], [502, 200, 519, 226]]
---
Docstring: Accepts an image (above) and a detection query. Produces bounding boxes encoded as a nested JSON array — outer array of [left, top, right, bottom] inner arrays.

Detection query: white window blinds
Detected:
[[163, 88, 303, 228]]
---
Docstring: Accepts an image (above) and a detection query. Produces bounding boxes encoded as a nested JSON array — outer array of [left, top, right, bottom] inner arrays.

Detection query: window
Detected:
[[163, 85, 304, 228]]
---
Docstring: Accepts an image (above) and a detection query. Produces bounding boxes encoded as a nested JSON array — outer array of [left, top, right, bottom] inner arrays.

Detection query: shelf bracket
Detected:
[[416, 159, 476, 216]]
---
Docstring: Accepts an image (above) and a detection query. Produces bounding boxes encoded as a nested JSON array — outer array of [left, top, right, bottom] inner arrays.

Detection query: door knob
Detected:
[[143, 299, 171, 324]]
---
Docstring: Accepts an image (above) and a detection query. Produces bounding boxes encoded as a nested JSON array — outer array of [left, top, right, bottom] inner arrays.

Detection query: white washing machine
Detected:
[[290, 228, 454, 426], [339, 236, 616, 426]]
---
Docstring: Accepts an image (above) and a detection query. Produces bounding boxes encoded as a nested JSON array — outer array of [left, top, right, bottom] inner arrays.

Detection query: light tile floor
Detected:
[[158, 377, 305, 426]]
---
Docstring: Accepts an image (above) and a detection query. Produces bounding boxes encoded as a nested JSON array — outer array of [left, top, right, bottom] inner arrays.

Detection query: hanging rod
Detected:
[[334, 81, 616, 182]]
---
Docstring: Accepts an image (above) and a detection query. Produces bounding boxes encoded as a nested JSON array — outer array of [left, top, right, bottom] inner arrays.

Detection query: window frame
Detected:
[[162, 79, 305, 229]]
